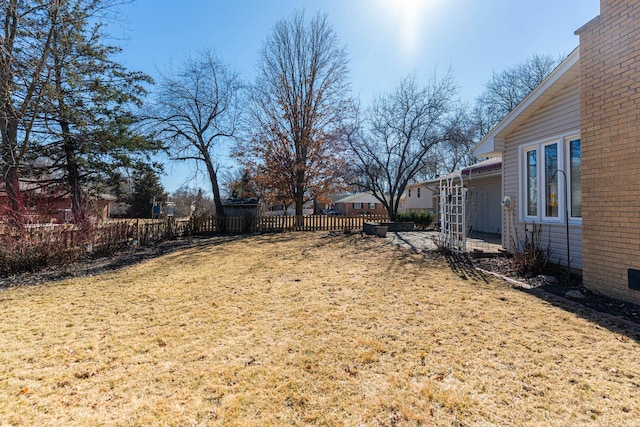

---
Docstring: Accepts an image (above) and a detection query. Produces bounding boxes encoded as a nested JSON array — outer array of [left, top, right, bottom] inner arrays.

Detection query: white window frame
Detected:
[[369, 203, 377, 209], [353, 202, 363, 210], [565, 135, 582, 222], [518, 131, 581, 225], [520, 145, 539, 221], [541, 140, 562, 223]]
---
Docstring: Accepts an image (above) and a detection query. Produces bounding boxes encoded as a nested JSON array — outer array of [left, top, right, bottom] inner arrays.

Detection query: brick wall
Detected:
[[578, 0, 640, 303]]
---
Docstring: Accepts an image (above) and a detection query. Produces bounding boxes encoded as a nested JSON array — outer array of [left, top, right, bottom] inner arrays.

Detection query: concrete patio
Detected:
[[386, 230, 503, 255]]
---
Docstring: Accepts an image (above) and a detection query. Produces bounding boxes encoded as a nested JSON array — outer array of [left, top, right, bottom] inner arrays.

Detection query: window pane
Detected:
[[526, 150, 537, 216], [570, 139, 582, 217], [544, 144, 559, 217]]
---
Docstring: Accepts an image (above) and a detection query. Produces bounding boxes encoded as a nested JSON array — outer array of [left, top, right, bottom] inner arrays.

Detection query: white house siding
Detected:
[[502, 81, 583, 270], [403, 183, 437, 212], [467, 174, 502, 235]]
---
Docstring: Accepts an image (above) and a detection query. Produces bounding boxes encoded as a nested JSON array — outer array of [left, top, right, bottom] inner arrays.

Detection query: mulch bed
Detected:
[[473, 255, 640, 325]]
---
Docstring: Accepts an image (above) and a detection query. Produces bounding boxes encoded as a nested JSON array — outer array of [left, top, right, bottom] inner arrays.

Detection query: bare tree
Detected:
[[169, 186, 215, 218], [474, 54, 562, 138], [0, 0, 59, 223], [151, 50, 243, 226], [348, 73, 458, 221], [417, 106, 478, 180], [237, 11, 352, 217]]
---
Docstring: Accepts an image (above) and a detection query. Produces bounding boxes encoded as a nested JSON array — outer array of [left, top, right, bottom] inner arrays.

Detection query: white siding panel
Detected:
[[502, 79, 583, 270], [468, 174, 502, 234], [403, 184, 436, 211]]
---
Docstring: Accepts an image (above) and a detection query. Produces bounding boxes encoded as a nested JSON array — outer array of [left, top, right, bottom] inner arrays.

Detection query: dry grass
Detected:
[[1, 232, 639, 426]]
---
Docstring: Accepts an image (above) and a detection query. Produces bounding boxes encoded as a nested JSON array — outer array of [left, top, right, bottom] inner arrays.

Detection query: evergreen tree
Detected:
[[39, 0, 158, 223], [127, 165, 166, 219], [226, 168, 258, 200]]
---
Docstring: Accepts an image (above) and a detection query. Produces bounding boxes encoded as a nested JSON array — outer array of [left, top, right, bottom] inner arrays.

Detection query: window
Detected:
[[543, 142, 558, 219], [569, 139, 582, 218], [408, 189, 411, 197], [417, 188, 421, 198], [353, 202, 363, 210], [525, 148, 537, 217], [520, 134, 581, 223], [369, 203, 377, 209]]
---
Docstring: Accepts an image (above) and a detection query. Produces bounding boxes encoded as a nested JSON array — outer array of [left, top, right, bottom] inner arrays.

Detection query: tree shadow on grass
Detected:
[[519, 286, 640, 343], [474, 257, 640, 343], [0, 233, 286, 290], [445, 252, 489, 283], [391, 232, 424, 254]]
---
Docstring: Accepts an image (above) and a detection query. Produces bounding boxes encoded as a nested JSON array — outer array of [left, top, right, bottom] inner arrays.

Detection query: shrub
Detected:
[[0, 227, 81, 275], [510, 223, 551, 276], [430, 233, 452, 254], [0, 222, 132, 276], [396, 211, 433, 230]]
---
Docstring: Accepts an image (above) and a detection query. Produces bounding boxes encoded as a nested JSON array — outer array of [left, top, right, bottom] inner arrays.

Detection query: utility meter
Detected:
[[501, 196, 512, 209]]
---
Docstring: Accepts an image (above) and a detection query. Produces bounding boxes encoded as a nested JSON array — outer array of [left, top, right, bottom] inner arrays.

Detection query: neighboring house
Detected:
[[474, 0, 640, 305], [1, 181, 115, 222], [402, 181, 438, 213], [263, 200, 314, 216], [333, 192, 388, 216]]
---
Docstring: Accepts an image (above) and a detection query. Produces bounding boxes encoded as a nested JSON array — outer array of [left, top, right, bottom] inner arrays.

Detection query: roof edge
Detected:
[[472, 47, 580, 157], [575, 15, 601, 35]]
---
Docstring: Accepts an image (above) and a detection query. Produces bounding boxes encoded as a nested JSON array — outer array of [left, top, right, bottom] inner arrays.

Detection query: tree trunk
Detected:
[[62, 130, 85, 225], [53, 24, 86, 226], [295, 168, 305, 227], [3, 164, 23, 225], [204, 155, 225, 232], [0, 117, 24, 226], [386, 204, 396, 222]]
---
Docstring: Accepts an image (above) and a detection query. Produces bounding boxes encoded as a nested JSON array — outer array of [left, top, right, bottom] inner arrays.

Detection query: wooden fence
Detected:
[[191, 214, 389, 234], [2, 214, 390, 253]]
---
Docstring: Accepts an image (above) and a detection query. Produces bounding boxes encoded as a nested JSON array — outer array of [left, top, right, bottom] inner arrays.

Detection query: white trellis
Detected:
[[439, 174, 467, 253]]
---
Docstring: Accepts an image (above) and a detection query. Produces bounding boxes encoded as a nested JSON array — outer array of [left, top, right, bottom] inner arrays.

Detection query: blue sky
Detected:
[[109, 0, 599, 194]]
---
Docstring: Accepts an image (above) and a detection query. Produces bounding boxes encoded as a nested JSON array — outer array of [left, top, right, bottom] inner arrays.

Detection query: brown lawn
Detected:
[[1, 232, 639, 426]]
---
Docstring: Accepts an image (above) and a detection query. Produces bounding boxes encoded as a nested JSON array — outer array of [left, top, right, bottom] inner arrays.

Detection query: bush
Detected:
[[429, 233, 452, 254], [0, 223, 133, 276], [510, 223, 551, 276], [0, 228, 82, 275], [395, 211, 433, 230]]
